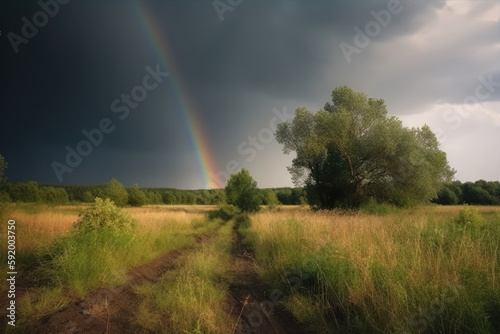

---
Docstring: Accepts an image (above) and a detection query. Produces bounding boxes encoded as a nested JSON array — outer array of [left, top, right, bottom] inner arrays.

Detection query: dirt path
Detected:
[[25, 233, 215, 334], [17, 223, 314, 334], [227, 220, 315, 334]]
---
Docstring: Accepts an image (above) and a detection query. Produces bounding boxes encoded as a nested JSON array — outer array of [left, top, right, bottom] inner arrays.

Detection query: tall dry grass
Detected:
[[246, 205, 500, 333], [134, 219, 234, 333], [3, 204, 208, 251], [2, 203, 215, 332]]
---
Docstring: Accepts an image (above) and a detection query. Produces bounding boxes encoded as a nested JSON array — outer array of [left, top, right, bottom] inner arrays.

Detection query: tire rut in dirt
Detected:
[[26, 232, 216, 334], [227, 219, 315, 334]]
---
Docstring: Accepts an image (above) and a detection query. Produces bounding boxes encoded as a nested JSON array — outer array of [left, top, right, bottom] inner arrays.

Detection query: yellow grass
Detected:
[[4, 204, 211, 250], [249, 205, 500, 332], [127, 206, 206, 232], [253, 206, 499, 275], [9, 211, 77, 250]]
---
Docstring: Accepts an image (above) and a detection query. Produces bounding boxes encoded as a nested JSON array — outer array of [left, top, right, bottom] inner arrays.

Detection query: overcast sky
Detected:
[[1, 0, 499, 189]]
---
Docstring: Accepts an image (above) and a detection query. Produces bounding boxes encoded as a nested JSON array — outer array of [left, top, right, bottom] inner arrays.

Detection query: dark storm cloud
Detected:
[[163, 0, 446, 102]]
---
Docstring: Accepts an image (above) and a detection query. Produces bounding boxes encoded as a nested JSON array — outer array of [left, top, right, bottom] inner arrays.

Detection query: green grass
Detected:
[[11, 221, 198, 331], [133, 219, 235, 333], [245, 206, 500, 333], [5, 202, 87, 215], [4, 203, 499, 333], [359, 198, 398, 215], [2, 202, 229, 333]]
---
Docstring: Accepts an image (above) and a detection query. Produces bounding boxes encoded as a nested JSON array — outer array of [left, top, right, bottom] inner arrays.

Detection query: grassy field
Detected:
[[243, 205, 500, 333], [0, 203, 223, 332], [1, 203, 499, 333]]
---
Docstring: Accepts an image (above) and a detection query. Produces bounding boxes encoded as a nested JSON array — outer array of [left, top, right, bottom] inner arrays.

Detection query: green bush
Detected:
[[262, 189, 280, 209], [0, 190, 11, 203], [360, 198, 397, 215], [225, 168, 261, 212], [39, 186, 69, 204], [128, 184, 148, 207], [208, 205, 240, 221], [73, 197, 137, 233], [102, 178, 128, 207], [454, 206, 486, 226]]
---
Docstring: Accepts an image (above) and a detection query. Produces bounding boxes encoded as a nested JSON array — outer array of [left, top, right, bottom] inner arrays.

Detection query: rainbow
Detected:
[[131, 1, 220, 188]]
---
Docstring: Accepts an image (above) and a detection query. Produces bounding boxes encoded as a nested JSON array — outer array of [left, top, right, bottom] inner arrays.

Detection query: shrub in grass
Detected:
[[0, 190, 11, 203], [359, 198, 397, 215], [235, 213, 251, 229], [207, 205, 239, 221], [454, 205, 486, 227], [73, 197, 137, 233]]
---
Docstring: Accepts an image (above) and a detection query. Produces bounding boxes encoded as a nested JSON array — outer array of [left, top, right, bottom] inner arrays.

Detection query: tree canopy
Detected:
[[102, 178, 128, 207], [225, 168, 261, 212], [276, 85, 455, 209], [434, 180, 500, 205], [127, 184, 148, 207]]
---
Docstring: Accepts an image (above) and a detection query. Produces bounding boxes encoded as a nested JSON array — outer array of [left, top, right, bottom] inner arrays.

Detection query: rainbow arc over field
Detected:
[[132, 1, 219, 188]]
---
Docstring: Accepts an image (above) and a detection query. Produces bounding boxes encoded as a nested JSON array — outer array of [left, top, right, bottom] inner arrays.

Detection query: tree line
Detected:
[[433, 180, 500, 205], [3, 177, 499, 207], [0, 177, 307, 207]]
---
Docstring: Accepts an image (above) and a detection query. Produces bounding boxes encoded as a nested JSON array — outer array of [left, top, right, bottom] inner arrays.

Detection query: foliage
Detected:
[[73, 197, 137, 233], [145, 190, 162, 204], [435, 186, 460, 205], [0, 191, 11, 203], [225, 168, 261, 212], [26, 205, 196, 314], [276, 85, 454, 209], [82, 191, 94, 203], [0, 154, 7, 185], [127, 184, 148, 207], [208, 205, 240, 221], [262, 189, 280, 208], [433, 180, 500, 205], [359, 197, 397, 215], [454, 206, 486, 227], [102, 178, 128, 207], [39, 186, 69, 204], [6, 181, 41, 202], [162, 191, 177, 204], [0, 178, 309, 206]]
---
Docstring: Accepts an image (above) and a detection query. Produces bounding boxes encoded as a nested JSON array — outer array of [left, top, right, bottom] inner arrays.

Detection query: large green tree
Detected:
[[225, 168, 261, 212], [276, 85, 454, 209]]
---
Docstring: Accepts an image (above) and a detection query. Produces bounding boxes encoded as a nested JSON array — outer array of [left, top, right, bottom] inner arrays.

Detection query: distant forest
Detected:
[[432, 180, 500, 205], [0, 178, 499, 207], [0, 178, 307, 206]]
